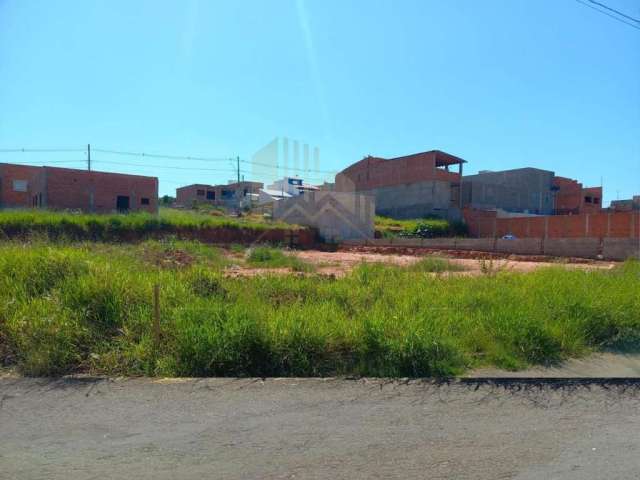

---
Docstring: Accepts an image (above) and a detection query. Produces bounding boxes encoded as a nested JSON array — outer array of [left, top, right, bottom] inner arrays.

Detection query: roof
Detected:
[[260, 188, 292, 198], [178, 180, 264, 191], [0, 162, 158, 181], [387, 150, 467, 166], [465, 167, 554, 179], [338, 150, 467, 175], [176, 184, 214, 190]]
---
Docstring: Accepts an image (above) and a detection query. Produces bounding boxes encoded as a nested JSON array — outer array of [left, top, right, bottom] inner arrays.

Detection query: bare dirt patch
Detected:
[[295, 249, 616, 277], [142, 248, 195, 269], [219, 247, 617, 278]]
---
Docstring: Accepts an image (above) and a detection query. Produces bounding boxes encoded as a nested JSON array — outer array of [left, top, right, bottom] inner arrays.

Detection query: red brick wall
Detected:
[[0, 163, 157, 213], [44, 167, 158, 213], [0, 164, 44, 207], [176, 182, 263, 207], [463, 208, 497, 237], [581, 186, 602, 213], [336, 152, 460, 191], [176, 185, 211, 206], [464, 208, 639, 239], [553, 177, 582, 214], [553, 177, 602, 214]]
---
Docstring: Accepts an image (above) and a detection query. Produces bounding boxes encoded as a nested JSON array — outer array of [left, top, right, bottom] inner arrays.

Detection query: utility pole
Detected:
[[236, 156, 241, 213], [87, 144, 91, 171]]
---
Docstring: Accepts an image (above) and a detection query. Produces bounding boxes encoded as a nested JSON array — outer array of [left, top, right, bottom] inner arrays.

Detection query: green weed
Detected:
[[0, 244, 638, 378], [247, 246, 315, 272]]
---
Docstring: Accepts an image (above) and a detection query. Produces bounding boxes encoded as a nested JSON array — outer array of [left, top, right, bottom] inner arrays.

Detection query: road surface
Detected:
[[1, 377, 639, 479]]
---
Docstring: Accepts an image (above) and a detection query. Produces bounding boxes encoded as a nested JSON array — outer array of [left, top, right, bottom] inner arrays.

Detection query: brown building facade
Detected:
[[335, 150, 465, 219], [176, 181, 263, 207], [0, 163, 158, 213], [553, 176, 602, 215], [610, 196, 640, 212]]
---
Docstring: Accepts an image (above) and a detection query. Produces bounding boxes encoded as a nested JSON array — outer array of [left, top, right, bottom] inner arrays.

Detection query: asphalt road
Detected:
[[1, 377, 640, 480]]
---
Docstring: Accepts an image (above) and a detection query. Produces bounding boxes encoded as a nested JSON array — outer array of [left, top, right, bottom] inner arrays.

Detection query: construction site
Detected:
[[3, 0, 640, 477], [1, 145, 639, 262], [0, 142, 638, 381]]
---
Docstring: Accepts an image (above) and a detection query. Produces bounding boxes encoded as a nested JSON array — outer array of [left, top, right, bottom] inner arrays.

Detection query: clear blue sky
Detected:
[[1, 0, 639, 202]]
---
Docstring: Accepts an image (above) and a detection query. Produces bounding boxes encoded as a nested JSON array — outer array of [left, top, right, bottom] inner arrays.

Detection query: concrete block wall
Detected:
[[603, 238, 640, 261], [496, 238, 543, 255], [463, 168, 555, 215], [542, 238, 600, 258], [363, 180, 456, 220], [343, 236, 640, 260]]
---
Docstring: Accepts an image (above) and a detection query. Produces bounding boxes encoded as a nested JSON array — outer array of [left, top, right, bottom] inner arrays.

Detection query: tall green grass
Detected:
[[1, 242, 638, 377], [0, 207, 293, 241], [247, 246, 315, 272]]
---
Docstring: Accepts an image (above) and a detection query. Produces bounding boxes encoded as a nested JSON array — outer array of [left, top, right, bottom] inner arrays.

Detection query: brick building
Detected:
[[176, 181, 263, 208], [334, 150, 465, 219], [610, 196, 640, 212], [553, 176, 602, 215], [0, 163, 158, 213]]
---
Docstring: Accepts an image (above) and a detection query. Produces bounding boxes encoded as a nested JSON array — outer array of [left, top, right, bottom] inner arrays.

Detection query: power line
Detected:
[[576, 0, 640, 30], [93, 159, 245, 173], [243, 158, 337, 175], [94, 146, 337, 175], [0, 160, 86, 165], [93, 148, 231, 163], [0, 148, 85, 153], [585, 0, 640, 23], [1, 145, 339, 179]]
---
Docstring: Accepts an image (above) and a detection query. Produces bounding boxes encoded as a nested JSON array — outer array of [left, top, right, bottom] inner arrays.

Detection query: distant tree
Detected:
[[159, 195, 176, 206]]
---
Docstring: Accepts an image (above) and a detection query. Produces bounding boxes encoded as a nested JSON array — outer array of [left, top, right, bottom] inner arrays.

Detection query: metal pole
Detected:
[[87, 144, 91, 171], [153, 284, 161, 351]]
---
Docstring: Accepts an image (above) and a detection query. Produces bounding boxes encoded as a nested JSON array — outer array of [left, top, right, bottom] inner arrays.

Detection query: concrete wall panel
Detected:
[[360, 180, 454, 220], [603, 238, 640, 261], [543, 238, 600, 258], [496, 238, 543, 255], [453, 238, 495, 251]]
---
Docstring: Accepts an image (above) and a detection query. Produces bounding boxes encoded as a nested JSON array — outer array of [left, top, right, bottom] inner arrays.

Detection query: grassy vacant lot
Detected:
[[375, 216, 468, 238], [0, 208, 292, 240], [0, 240, 638, 378]]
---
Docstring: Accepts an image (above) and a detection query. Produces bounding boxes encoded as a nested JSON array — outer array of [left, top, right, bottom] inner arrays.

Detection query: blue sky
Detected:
[[1, 0, 638, 202]]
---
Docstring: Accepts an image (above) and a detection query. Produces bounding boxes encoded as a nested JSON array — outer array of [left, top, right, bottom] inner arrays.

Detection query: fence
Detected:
[[463, 209, 640, 240], [341, 236, 640, 261]]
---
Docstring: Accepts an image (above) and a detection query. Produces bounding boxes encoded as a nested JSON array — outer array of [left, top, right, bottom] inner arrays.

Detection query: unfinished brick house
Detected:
[[334, 150, 466, 219], [553, 176, 602, 215], [611, 196, 640, 212], [0, 163, 158, 213], [176, 181, 263, 208]]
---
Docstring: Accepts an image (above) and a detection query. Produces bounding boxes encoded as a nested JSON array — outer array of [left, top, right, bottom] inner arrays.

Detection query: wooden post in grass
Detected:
[[153, 284, 161, 351]]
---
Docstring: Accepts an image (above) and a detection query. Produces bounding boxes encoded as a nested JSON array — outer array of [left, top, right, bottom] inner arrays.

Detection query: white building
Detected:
[[258, 177, 319, 205]]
